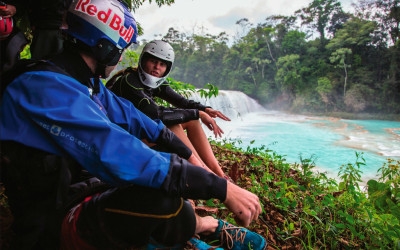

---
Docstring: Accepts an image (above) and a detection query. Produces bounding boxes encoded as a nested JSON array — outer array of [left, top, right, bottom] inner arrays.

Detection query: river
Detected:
[[190, 90, 400, 183]]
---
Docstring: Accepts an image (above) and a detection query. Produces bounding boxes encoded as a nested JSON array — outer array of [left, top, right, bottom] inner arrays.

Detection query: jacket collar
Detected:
[[50, 46, 97, 91]]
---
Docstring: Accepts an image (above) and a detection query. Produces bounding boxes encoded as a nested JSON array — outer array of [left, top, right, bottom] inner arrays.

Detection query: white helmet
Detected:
[[138, 40, 175, 88]]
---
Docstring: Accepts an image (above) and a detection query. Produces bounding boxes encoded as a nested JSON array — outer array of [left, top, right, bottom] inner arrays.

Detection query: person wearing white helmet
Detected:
[[108, 40, 231, 179], [137, 40, 175, 88], [0, 1, 266, 249]]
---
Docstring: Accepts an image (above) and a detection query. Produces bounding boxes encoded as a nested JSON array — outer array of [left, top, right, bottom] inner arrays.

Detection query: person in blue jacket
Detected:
[[0, 0, 266, 249]]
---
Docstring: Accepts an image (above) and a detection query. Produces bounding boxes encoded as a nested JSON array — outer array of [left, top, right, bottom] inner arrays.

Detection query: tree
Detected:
[[275, 54, 302, 97], [281, 30, 307, 55], [243, 24, 278, 71], [119, 0, 176, 35], [316, 77, 334, 111], [329, 48, 352, 98], [251, 57, 271, 79], [234, 18, 253, 43], [356, 0, 400, 46], [355, 0, 400, 112], [326, 17, 377, 50], [124, 0, 175, 10], [295, 0, 344, 47], [132, 0, 400, 114], [163, 27, 183, 44], [264, 15, 297, 47]]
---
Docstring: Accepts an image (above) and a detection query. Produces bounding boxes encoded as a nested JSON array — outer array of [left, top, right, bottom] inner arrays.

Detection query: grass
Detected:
[[2, 140, 400, 249], [194, 139, 400, 249]]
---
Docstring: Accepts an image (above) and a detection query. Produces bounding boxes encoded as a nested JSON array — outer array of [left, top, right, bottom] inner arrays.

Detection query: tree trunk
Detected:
[[262, 64, 265, 79], [266, 40, 278, 71], [343, 61, 348, 98], [251, 72, 257, 86]]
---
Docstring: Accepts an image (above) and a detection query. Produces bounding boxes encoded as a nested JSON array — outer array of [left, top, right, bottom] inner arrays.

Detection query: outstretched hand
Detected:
[[223, 181, 261, 227], [199, 111, 224, 138], [205, 108, 231, 121]]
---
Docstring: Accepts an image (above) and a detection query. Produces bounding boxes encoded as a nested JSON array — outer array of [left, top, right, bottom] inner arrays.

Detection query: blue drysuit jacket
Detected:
[[0, 55, 226, 200], [1, 69, 172, 187]]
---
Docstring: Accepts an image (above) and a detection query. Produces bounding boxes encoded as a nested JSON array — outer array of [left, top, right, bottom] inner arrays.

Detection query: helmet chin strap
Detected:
[[94, 61, 107, 79]]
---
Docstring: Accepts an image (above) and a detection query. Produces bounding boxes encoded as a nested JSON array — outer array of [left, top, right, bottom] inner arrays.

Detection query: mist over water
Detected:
[[191, 91, 400, 183]]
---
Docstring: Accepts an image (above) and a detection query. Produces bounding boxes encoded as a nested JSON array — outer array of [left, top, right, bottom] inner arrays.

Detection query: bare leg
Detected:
[[143, 128, 213, 173], [182, 120, 225, 177], [167, 124, 206, 165]]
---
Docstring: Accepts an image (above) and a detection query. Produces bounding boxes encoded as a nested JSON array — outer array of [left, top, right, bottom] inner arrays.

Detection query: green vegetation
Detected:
[[194, 140, 400, 249], [132, 0, 400, 116], [122, 0, 175, 11], [2, 137, 399, 249]]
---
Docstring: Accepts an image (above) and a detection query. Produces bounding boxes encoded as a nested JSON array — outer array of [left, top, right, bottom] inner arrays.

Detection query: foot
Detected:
[[207, 219, 267, 250], [187, 236, 223, 250]]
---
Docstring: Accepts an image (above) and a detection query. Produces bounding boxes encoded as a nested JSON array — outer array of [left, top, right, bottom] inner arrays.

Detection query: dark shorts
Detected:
[[61, 185, 196, 249]]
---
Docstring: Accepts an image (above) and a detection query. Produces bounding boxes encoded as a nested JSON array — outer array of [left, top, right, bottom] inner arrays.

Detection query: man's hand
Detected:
[[199, 111, 224, 138], [223, 182, 261, 227], [205, 108, 231, 121]]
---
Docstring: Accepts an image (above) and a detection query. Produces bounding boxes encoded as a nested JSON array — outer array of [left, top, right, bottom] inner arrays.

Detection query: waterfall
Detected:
[[189, 90, 266, 120]]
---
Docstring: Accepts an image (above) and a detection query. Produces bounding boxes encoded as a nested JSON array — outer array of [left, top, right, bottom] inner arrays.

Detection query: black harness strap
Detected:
[[1, 59, 71, 98]]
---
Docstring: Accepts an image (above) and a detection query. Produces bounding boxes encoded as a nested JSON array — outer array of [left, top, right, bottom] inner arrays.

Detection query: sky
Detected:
[[134, 0, 355, 43]]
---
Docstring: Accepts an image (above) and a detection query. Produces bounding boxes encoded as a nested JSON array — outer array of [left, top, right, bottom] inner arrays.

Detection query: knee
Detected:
[[183, 120, 201, 131], [167, 124, 180, 130], [76, 187, 196, 248], [152, 199, 196, 245], [167, 123, 184, 133]]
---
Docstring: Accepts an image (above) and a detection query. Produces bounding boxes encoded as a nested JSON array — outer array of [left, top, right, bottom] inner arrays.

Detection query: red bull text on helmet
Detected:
[[71, 0, 135, 48]]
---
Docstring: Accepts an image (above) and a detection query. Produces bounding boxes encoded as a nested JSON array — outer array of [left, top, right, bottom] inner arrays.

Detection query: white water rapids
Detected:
[[190, 90, 400, 183]]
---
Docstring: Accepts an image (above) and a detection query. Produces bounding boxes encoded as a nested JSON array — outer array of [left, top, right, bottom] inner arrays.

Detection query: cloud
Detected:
[[135, 0, 355, 42], [210, 12, 243, 30]]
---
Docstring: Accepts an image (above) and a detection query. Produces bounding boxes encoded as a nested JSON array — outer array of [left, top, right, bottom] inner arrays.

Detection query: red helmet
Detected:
[[0, 16, 13, 40]]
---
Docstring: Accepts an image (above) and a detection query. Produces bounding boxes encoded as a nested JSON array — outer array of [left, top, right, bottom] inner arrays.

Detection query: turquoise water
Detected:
[[215, 111, 400, 183]]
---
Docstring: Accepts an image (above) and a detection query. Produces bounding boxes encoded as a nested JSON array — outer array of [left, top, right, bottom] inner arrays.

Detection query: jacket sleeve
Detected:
[[153, 127, 192, 160], [0, 72, 170, 188], [110, 74, 200, 125], [162, 154, 227, 201], [158, 83, 210, 111], [100, 83, 165, 143], [104, 85, 192, 159]]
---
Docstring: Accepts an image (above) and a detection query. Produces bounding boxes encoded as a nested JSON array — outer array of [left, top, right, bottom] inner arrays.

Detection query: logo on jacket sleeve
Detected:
[[50, 125, 62, 136]]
